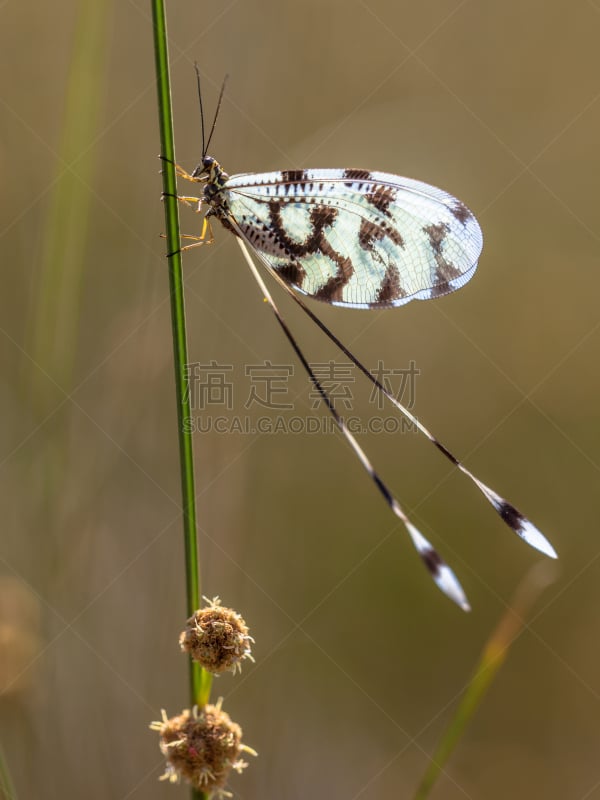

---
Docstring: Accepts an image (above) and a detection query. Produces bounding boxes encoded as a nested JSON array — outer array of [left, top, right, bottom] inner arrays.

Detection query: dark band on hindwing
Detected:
[[264, 201, 355, 302], [423, 222, 463, 296]]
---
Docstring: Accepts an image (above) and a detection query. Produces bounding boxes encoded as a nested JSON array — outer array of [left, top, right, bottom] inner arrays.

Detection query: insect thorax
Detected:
[[196, 156, 230, 223]]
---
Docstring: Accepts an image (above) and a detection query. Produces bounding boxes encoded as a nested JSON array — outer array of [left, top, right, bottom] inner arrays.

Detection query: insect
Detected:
[[162, 69, 557, 610]]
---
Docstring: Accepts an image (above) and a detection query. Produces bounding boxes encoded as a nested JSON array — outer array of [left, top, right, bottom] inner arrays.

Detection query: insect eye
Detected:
[[202, 155, 215, 168]]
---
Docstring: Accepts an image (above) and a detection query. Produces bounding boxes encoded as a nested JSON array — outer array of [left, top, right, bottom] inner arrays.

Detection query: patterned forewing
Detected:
[[222, 169, 483, 308]]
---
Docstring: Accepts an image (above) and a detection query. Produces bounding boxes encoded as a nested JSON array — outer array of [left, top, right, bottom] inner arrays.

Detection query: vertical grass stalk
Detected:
[[0, 744, 17, 800], [26, 0, 110, 411], [414, 563, 556, 800], [151, 0, 213, 737]]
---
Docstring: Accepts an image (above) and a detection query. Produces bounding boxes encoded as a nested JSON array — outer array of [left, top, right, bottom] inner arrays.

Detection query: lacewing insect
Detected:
[[162, 69, 557, 611]]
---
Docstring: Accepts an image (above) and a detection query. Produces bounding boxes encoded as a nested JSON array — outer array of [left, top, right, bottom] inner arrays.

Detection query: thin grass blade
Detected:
[[414, 562, 557, 800]]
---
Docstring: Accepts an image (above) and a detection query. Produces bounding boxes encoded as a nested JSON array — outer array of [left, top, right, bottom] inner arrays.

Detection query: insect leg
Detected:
[[162, 216, 215, 256], [158, 155, 204, 184]]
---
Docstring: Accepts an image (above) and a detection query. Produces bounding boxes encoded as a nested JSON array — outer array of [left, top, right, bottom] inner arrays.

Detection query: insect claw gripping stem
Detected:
[[158, 153, 199, 183], [162, 231, 213, 257], [158, 153, 174, 175]]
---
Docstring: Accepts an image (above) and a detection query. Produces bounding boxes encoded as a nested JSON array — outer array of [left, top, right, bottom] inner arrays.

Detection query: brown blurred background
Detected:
[[1, 0, 599, 797]]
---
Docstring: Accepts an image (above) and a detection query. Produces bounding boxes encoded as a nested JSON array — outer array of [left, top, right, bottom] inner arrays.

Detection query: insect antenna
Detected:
[[235, 237, 470, 612], [204, 74, 229, 157], [194, 62, 207, 158], [263, 264, 557, 561]]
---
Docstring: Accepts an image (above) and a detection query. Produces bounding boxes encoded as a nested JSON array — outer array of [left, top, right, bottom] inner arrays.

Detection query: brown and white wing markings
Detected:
[[221, 168, 483, 308]]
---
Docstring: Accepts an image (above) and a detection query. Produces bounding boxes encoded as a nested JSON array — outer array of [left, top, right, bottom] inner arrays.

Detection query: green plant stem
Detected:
[[151, 0, 212, 723], [26, 0, 110, 411], [414, 563, 556, 800], [23, 0, 110, 555], [0, 743, 17, 800]]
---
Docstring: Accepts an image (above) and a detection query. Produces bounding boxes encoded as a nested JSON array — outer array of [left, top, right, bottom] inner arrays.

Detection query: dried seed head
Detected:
[[150, 701, 257, 795], [179, 596, 254, 675]]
